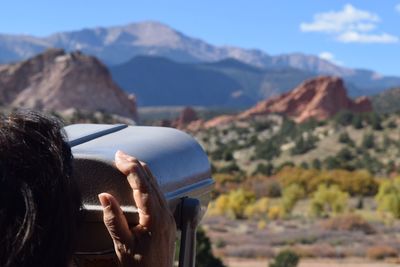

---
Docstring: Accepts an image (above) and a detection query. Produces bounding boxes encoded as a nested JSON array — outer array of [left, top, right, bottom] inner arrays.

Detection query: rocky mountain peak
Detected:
[[0, 49, 137, 119]]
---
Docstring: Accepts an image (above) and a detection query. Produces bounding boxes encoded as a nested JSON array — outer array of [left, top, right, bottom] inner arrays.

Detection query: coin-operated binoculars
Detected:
[[65, 124, 214, 267]]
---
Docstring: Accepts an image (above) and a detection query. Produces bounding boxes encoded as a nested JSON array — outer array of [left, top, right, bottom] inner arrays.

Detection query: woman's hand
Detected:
[[98, 150, 176, 267]]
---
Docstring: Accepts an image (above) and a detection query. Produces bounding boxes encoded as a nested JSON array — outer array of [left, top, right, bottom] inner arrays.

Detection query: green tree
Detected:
[[196, 228, 226, 267], [254, 138, 281, 160], [367, 112, 383, 130], [352, 114, 363, 129], [338, 132, 354, 146], [312, 158, 322, 170], [269, 250, 300, 267], [334, 110, 354, 126], [253, 162, 274, 176], [291, 136, 316, 155], [361, 133, 375, 149]]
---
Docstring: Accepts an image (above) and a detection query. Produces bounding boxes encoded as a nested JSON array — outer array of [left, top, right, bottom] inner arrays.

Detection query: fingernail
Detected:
[[98, 193, 111, 208], [116, 150, 136, 162]]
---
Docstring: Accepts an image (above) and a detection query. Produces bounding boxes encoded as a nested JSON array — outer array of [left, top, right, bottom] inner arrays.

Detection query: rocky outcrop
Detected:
[[0, 48, 137, 119], [238, 76, 372, 123], [198, 76, 372, 128], [171, 107, 200, 129]]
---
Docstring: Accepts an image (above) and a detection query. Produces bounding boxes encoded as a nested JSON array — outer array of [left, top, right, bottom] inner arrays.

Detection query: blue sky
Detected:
[[1, 0, 400, 75]]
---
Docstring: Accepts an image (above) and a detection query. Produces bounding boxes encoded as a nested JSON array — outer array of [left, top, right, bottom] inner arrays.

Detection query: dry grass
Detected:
[[225, 257, 400, 267]]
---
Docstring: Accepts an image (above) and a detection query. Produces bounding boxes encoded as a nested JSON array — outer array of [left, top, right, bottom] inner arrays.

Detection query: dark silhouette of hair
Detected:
[[0, 110, 81, 267]]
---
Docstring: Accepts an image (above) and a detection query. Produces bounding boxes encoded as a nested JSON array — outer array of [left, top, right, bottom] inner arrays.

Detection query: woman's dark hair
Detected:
[[0, 110, 81, 267]]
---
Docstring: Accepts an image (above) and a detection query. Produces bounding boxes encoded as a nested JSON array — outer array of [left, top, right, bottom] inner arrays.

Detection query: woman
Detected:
[[0, 111, 176, 267]]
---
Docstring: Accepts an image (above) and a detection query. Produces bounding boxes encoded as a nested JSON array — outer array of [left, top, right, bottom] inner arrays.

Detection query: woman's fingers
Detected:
[[98, 193, 132, 245], [115, 150, 158, 229], [139, 161, 169, 210]]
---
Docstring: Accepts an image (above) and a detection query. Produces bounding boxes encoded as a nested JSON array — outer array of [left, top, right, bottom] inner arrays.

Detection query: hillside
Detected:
[[192, 111, 398, 177], [0, 21, 399, 97], [372, 87, 400, 114], [0, 49, 137, 119]]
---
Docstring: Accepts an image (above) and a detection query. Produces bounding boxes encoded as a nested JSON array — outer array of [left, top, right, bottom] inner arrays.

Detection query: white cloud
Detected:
[[300, 4, 399, 44], [318, 52, 343, 65], [337, 31, 399, 43], [300, 4, 379, 33]]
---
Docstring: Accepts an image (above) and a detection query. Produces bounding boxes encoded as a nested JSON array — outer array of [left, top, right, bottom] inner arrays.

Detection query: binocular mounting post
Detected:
[[178, 198, 202, 267]]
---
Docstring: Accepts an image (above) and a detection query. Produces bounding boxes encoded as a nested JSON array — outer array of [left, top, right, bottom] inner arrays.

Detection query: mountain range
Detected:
[[1, 21, 400, 100]]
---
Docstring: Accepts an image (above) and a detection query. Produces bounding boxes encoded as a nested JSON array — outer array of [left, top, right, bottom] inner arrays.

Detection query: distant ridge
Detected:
[[0, 21, 399, 97]]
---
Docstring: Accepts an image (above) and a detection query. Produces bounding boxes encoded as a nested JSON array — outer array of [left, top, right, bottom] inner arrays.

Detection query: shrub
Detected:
[[367, 112, 383, 131], [245, 176, 282, 198], [268, 205, 285, 220], [334, 110, 354, 126], [209, 189, 256, 219], [244, 197, 270, 220], [366, 245, 398, 260], [338, 132, 354, 146], [196, 228, 226, 267], [257, 219, 267, 230], [376, 177, 400, 218], [310, 185, 349, 217], [253, 162, 274, 176], [282, 184, 305, 214], [321, 213, 375, 234], [276, 167, 378, 197], [219, 162, 241, 173], [254, 138, 281, 160], [269, 250, 300, 267], [311, 159, 322, 170], [291, 135, 316, 155], [352, 114, 363, 129], [361, 133, 375, 149]]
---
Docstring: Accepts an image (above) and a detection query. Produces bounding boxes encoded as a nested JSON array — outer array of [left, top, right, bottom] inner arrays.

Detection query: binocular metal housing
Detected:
[[65, 124, 214, 266]]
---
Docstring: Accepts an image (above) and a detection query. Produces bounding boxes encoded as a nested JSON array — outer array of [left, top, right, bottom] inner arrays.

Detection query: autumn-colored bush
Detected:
[[244, 197, 269, 220], [310, 185, 348, 217], [276, 167, 378, 196], [209, 189, 256, 219], [321, 213, 375, 234], [268, 205, 285, 220], [367, 245, 398, 260], [281, 184, 305, 214], [376, 177, 400, 218]]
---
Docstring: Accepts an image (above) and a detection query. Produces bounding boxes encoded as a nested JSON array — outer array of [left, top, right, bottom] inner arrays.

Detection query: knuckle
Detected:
[[103, 212, 118, 227]]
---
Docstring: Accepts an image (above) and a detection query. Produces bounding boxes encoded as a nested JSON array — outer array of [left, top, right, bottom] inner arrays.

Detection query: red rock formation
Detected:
[[0, 48, 138, 119], [239, 76, 372, 123], [172, 106, 200, 129]]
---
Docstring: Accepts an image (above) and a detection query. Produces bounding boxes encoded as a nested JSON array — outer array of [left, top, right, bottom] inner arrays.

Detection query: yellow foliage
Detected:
[[310, 184, 349, 217], [276, 167, 378, 196], [268, 205, 284, 220], [257, 220, 267, 230], [375, 177, 400, 218], [244, 197, 269, 219], [208, 189, 256, 219]]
